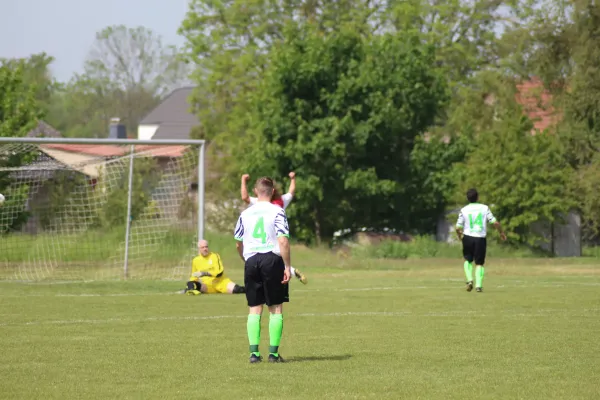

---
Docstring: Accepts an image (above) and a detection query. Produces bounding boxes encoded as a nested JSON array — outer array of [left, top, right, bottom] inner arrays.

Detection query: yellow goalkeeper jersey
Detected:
[[189, 252, 225, 281]]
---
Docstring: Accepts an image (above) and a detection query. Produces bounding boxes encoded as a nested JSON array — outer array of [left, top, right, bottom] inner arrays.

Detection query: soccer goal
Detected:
[[0, 137, 206, 282]]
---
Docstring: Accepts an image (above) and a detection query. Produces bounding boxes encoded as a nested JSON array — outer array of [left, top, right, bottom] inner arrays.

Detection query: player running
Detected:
[[235, 176, 291, 363], [240, 172, 307, 285], [183, 240, 245, 295], [455, 188, 507, 293]]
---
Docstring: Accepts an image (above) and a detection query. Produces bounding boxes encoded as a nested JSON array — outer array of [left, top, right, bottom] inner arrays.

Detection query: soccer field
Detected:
[[1, 259, 599, 399]]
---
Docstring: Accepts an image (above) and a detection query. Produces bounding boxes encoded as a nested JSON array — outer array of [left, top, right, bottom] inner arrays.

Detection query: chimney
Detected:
[[109, 118, 127, 139]]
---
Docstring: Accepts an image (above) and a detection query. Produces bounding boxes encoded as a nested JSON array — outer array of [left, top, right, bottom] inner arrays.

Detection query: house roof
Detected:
[[40, 143, 188, 158], [27, 121, 62, 138], [515, 78, 559, 132], [139, 87, 198, 126]]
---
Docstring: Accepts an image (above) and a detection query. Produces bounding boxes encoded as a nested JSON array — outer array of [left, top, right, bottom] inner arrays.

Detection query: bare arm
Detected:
[[277, 236, 291, 284], [493, 221, 507, 241], [455, 227, 464, 241], [287, 171, 296, 197], [240, 174, 250, 204], [236, 241, 245, 262], [455, 211, 464, 240]]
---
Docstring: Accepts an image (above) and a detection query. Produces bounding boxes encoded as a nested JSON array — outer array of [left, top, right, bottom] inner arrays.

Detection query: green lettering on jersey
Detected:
[[469, 213, 483, 231], [252, 216, 267, 244]]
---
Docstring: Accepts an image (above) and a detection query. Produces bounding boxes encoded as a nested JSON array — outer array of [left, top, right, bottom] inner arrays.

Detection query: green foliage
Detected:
[[92, 158, 163, 228], [179, 0, 380, 144], [0, 53, 56, 115], [0, 59, 43, 233], [31, 172, 92, 230], [497, 1, 600, 241], [0, 60, 42, 138], [406, 134, 470, 233], [238, 27, 447, 243], [387, 0, 522, 84]]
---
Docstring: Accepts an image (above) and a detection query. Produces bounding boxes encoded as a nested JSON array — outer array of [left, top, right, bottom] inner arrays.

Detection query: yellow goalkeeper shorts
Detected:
[[200, 276, 234, 294]]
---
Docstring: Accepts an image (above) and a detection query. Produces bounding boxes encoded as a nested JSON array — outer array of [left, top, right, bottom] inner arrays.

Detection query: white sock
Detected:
[[290, 266, 296, 277]]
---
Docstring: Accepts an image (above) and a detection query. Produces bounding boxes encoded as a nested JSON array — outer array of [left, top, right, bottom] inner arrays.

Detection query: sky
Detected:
[[1, 0, 189, 82]]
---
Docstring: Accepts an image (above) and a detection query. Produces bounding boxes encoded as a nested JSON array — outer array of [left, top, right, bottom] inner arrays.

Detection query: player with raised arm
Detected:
[[240, 172, 307, 284], [234, 177, 291, 364], [241, 172, 296, 209], [455, 188, 507, 293], [183, 240, 245, 295]]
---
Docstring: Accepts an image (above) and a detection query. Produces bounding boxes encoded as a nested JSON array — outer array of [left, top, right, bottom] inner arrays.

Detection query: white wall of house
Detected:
[[138, 124, 159, 140]]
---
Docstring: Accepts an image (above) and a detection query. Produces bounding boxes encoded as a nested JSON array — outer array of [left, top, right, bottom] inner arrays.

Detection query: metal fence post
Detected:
[[123, 144, 135, 279], [197, 143, 205, 242]]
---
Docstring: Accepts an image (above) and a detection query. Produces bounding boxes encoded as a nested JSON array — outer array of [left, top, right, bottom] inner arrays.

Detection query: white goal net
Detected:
[[0, 139, 205, 281]]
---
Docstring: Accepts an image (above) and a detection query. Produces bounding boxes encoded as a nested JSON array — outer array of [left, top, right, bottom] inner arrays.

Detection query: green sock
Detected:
[[464, 261, 473, 282], [268, 313, 283, 356], [475, 265, 485, 288], [247, 314, 261, 356]]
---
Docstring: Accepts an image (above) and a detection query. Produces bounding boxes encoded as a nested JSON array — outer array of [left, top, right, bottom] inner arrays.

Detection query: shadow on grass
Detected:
[[285, 354, 352, 363]]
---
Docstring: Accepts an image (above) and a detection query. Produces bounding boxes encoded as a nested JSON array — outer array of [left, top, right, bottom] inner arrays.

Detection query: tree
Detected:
[[502, 1, 600, 239], [52, 25, 191, 137], [87, 25, 189, 96], [385, 0, 527, 83], [180, 0, 523, 140], [236, 27, 447, 244], [47, 74, 125, 138], [406, 133, 470, 233], [0, 59, 43, 233], [1, 53, 57, 116]]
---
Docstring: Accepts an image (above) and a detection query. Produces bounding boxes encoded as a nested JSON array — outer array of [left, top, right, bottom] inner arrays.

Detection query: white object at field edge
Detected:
[[0, 194, 4, 204]]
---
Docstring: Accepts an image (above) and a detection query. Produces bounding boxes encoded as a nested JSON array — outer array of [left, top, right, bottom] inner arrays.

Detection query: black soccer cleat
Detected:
[[249, 354, 262, 364], [268, 354, 285, 363], [466, 281, 473, 292], [476, 287, 483, 293]]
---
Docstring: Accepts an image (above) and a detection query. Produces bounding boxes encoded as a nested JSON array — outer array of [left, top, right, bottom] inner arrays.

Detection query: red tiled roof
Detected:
[[515, 78, 560, 133], [41, 144, 187, 158]]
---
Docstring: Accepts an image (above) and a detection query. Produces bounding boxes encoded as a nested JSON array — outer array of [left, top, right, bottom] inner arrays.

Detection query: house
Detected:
[[137, 87, 199, 140], [436, 77, 581, 257]]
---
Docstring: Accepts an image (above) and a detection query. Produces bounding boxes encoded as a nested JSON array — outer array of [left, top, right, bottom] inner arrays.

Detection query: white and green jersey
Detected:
[[234, 201, 290, 261], [456, 203, 497, 238]]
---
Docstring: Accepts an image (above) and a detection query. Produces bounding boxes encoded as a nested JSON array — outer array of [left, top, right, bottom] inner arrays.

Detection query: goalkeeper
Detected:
[[184, 240, 245, 295]]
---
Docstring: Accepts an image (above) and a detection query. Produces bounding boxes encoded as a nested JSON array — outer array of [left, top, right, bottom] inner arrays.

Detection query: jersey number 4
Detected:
[[252, 217, 267, 244], [469, 213, 483, 230]]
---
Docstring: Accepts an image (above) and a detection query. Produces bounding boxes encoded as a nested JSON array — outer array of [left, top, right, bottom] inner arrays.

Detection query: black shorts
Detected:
[[244, 252, 289, 307], [462, 235, 487, 266]]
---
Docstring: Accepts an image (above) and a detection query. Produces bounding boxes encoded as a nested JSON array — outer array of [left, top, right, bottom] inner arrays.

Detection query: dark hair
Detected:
[[255, 177, 275, 197], [466, 188, 478, 203], [272, 187, 281, 200]]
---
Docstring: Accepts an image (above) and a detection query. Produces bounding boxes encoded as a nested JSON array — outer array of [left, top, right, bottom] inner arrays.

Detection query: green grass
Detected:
[[1, 259, 599, 399]]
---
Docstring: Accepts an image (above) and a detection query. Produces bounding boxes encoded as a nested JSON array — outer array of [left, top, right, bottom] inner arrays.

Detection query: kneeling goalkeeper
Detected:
[[185, 240, 245, 295]]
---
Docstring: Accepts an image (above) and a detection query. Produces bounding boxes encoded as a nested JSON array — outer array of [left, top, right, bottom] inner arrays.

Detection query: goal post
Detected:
[[0, 137, 206, 282]]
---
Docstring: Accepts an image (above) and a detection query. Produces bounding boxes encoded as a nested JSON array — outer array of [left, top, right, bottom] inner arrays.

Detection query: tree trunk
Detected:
[[314, 206, 322, 246]]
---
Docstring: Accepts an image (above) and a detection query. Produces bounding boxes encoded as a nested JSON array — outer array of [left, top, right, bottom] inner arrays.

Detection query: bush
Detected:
[[353, 236, 551, 259]]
